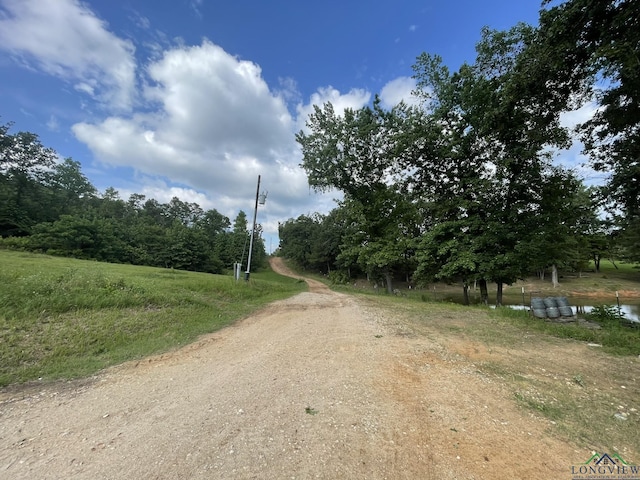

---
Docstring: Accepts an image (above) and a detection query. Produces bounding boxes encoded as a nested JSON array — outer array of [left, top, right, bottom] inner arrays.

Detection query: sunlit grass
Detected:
[[0, 251, 306, 386], [489, 307, 640, 356]]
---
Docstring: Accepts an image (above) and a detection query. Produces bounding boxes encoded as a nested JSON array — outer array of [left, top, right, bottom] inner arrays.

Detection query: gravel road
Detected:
[[0, 258, 586, 479]]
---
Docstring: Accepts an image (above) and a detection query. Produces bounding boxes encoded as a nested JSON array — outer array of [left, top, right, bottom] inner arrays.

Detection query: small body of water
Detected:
[[438, 293, 640, 323], [495, 303, 640, 323]]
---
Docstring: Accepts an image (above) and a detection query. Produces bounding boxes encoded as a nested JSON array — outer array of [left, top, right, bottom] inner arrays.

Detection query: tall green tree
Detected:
[[217, 211, 252, 269], [166, 197, 204, 227], [0, 123, 58, 236], [534, 0, 639, 244], [411, 23, 584, 304], [297, 98, 420, 292], [310, 208, 349, 275], [278, 214, 320, 270], [49, 158, 97, 215]]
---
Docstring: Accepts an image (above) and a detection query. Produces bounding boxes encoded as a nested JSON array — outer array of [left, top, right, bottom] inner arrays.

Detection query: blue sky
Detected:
[[0, 0, 589, 251]]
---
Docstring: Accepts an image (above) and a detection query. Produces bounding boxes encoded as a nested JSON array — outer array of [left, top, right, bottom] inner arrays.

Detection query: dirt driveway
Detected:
[[0, 258, 600, 479]]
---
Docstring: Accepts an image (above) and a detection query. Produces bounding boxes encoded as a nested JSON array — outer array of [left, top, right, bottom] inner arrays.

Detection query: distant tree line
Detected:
[[0, 122, 266, 274], [283, 0, 638, 304]]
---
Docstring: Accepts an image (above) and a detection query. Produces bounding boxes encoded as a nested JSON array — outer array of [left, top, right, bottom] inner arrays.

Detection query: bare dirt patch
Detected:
[[0, 258, 635, 479]]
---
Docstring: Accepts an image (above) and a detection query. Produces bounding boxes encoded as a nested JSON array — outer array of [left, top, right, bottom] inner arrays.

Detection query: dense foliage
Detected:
[[288, 0, 637, 302], [0, 122, 266, 273]]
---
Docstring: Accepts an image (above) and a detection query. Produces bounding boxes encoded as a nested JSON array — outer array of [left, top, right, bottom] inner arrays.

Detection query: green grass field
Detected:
[[303, 259, 640, 355], [0, 251, 306, 387]]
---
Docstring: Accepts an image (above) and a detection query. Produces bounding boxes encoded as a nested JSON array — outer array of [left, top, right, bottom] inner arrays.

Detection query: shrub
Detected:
[[588, 304, 625, 324]]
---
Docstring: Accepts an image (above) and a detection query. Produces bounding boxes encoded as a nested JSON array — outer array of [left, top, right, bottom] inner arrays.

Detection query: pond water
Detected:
[[436, 292, 640, 323], [496, 303, 640, 323]]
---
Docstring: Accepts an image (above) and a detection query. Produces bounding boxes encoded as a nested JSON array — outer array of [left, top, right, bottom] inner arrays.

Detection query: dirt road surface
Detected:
[[1, 258, 589, 479]]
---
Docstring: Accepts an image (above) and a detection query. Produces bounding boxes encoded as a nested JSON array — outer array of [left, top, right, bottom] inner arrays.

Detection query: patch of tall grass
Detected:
[[0, 251, 306, 387], [491, 306, 640, 356]]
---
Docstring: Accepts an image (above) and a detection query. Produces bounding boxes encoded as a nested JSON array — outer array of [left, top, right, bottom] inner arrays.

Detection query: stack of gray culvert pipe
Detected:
[[544, 297, 560, 318], [531, 297, 547, 318], [555, 296, 574, 317]]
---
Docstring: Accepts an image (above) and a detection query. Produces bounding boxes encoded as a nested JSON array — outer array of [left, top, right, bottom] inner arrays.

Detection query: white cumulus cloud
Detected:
[[2, 1, 418, 234], [72, 40, 359, 231], [295, 86, 371, 133], [0, 0, 136, 110], [379, 76, 419, 109]]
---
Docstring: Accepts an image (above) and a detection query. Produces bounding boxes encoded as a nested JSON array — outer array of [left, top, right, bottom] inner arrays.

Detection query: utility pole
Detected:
[[245, 175, 266, 281]]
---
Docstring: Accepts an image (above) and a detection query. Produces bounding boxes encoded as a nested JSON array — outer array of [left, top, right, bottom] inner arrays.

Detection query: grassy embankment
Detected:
[[321, 260, 640, 356], [0, 250, 306, 387]]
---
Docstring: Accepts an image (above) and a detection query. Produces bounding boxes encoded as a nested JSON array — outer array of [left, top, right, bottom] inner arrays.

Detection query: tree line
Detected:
[[281, 0, 638, 304], [0, 122, 266, 274]]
